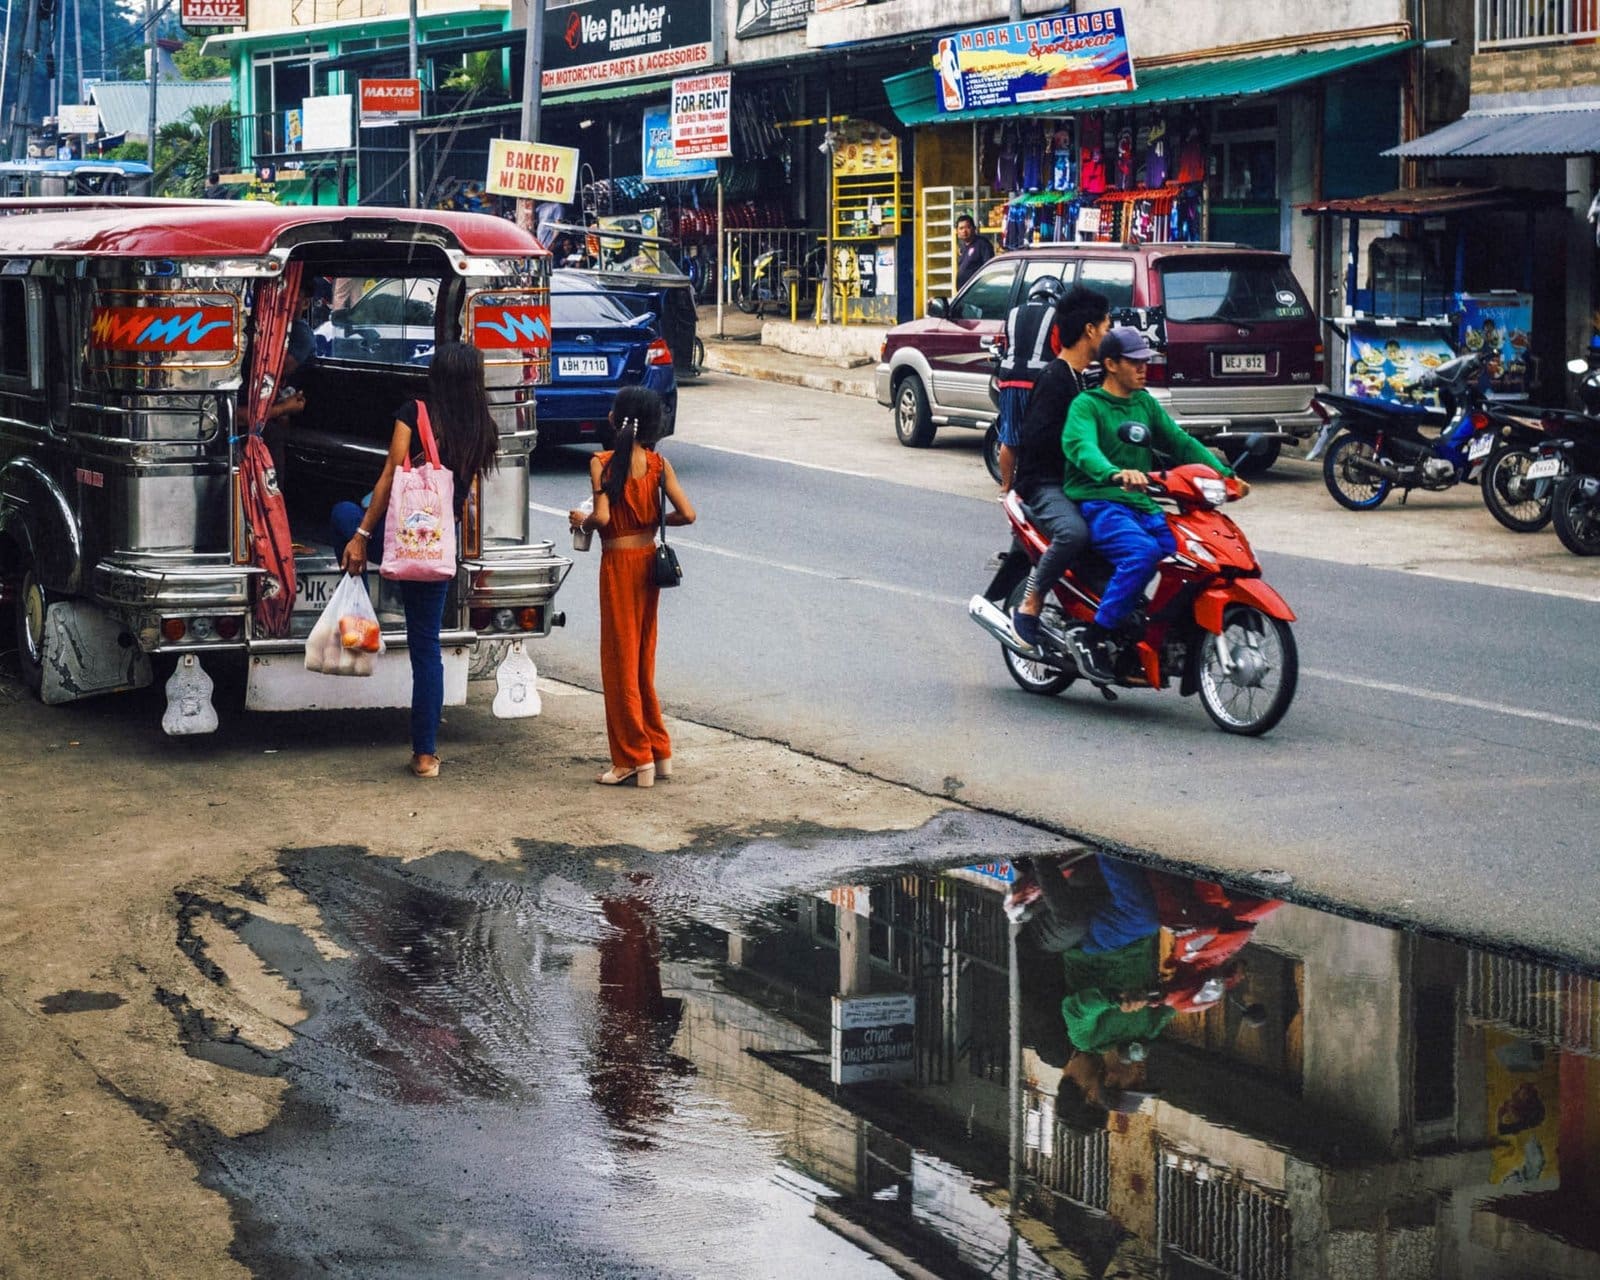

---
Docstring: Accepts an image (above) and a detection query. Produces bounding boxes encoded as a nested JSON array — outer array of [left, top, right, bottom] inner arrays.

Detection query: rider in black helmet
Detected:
[[993, 273, 1069, 494]]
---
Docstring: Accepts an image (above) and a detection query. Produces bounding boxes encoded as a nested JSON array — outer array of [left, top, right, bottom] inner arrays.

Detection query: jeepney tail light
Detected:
[[518, 607, 542, 630], [646, 338, 673, 366], [215, 616, 241, 640], [471, 608, 492, 631], [160, 618, 187, 642]]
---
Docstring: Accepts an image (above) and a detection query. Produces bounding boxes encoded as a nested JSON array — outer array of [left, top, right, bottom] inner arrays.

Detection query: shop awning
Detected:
[[884, 39, 1419, 128], [1300, 185, 1564, 218], [1387, 101, 1600, 158]]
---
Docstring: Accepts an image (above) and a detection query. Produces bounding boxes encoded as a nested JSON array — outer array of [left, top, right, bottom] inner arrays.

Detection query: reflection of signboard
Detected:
[[830, 120, 898, 176], [58, 104, 100, 135], [671, 71, 732, 160], [815, 884, 870, 916], [935, 6, 1136, 114], [642, 110, 718, 182], [90, 304, 236, 352], [1457, 292, 1532, 398], [301, 95, 352, 152], [831, 993, 916, 1085], [1485, 1029, 1560, 1186], [485, 139, 579, 202], [1344, 323, 1455, 410], [542, 0, 714, 92], [359, 79, 422, 126], [179, 0, 246, 28], [735, 0, 812, 38]]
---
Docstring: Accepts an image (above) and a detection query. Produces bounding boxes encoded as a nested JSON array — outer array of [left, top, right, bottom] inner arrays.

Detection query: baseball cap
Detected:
[[1099, 325, 1157, 362]]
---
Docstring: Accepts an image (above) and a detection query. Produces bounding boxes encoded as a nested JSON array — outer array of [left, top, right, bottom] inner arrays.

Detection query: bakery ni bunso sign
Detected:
[[543, 1, 714, 91]]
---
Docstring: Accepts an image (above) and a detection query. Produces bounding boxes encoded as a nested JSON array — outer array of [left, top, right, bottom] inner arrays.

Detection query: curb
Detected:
[[699, 346, 877, 400]]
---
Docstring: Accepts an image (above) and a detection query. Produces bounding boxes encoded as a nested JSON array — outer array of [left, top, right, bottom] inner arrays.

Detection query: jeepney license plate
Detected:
[[1221, 353, 1268, 374], [295, 571, 342, 612], [559, 356, 609, 377], [1526, 457, 1563, 480], [1467, 432, 1495, 460]]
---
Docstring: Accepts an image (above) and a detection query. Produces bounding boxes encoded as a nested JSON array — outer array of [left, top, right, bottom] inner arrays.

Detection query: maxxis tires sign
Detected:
[[543, 1, 714, 92]]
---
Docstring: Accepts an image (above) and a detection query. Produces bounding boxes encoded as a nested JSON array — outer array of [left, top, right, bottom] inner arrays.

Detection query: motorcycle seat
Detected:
[[1317, 392, 1448, 425]]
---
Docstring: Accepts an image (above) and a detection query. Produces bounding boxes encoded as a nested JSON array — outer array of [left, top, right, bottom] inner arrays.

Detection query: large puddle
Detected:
[[170, 834, 1600, 1278]]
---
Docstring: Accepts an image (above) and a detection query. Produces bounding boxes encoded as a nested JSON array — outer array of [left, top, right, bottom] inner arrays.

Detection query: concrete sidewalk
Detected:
[[696, 303, 878, 400]]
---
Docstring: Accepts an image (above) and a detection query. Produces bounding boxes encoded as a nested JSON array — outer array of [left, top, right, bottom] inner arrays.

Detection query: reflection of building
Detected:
[[655, 864, 1600, 1279]]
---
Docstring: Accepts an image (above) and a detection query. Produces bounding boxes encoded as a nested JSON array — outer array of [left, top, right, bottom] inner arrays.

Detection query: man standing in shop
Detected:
[[954, 214, 994, 292]]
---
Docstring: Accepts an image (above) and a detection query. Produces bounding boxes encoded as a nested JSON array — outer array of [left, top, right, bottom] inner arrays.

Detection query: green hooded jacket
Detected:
[[1061, 386, 1232, 514]]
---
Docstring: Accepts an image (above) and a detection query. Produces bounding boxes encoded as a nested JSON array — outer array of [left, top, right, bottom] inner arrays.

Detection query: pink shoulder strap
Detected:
[[401, 400, 442, 471]]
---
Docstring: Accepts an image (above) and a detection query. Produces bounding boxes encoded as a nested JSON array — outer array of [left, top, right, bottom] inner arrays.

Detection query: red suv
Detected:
[[875, 243, 1325, 474]]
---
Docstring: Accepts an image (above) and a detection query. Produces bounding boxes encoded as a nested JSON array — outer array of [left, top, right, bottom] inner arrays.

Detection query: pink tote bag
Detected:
[[380, 402, 457, 582]]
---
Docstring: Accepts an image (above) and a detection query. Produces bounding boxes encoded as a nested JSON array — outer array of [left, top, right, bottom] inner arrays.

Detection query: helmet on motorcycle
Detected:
[[1027, 275, 1067, 306]]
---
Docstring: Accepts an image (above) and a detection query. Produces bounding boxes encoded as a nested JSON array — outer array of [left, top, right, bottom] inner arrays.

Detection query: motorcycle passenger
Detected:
[[994, 275, 1069, 492], [1010, 285, 1111, 650], [1061, 326, 1245, 684]]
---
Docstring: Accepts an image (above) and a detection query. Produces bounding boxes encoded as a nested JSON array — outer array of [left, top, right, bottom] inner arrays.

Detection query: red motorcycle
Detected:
[[969, 440, 1298, 735]]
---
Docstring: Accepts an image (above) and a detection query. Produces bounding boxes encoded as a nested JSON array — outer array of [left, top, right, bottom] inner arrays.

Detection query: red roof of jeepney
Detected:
[[0, 202, 547, 257]]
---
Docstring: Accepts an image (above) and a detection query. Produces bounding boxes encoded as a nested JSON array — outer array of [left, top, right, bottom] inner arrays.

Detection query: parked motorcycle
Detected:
[[968, 430, 1297, 736], [1543, 357, 1600, 555], [1312, 352, 1497, 510]]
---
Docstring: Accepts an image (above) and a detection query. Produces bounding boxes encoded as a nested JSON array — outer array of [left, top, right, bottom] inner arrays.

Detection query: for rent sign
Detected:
[[485, 140, 580, 202], [358, 79, 422, 126], [670, 72, 731, 160], [543, 0, 715, 91]]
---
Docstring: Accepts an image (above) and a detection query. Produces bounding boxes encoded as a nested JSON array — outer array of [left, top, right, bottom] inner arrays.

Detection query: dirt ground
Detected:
[[0, 671, 1011, 1278]]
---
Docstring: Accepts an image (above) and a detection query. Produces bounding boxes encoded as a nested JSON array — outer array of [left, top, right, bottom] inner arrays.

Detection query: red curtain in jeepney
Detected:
[[238, 262, 303, 637]]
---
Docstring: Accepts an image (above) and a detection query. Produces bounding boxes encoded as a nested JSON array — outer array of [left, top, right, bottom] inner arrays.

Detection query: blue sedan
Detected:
[[536, 269, 678, 448]]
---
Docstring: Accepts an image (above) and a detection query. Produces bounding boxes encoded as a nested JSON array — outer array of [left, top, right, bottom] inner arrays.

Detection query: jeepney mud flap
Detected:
[[164, 654, 219, 736], [491, 640, 540, 719], [40, 600, 152, 706], [245, 644, 469, 713]]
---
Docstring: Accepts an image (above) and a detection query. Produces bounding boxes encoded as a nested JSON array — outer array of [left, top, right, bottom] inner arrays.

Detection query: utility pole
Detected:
[[52, 0, 64, 118], [515, 0, 542, 232], [72, 0, 82, 105], [405, 0, 417, 206], [145, 0, 156, 169], [6, 0, 42, 158], [0, 0, 15, 135], [1009, 0, 1022, 18]]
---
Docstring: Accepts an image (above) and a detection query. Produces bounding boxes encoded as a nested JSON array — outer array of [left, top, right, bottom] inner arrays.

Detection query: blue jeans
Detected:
[[995, 385, 1030, 447], [1082, 855, 1161, 955], [1079, 501, 1176, 629], [330, 501, 447, 756]]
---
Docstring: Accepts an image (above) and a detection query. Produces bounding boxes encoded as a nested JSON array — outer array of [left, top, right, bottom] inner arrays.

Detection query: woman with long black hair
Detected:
[[569, 386, 695, 787], [338, 341, 500, 777]]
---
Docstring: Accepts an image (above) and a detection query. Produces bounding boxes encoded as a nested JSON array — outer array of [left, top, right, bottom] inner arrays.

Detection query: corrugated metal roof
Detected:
[[1300, 185, 1563, 217], [1387, 103, 1600, 158], [89, 80, 231, 140], [885, 40, 1417, 128]]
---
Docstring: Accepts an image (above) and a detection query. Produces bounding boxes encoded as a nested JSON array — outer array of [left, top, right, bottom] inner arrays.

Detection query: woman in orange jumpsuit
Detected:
[[570, 387, 696, 787]]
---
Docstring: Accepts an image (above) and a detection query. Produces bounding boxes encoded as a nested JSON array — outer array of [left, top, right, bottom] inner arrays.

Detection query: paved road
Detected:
[[533, 374, 1600, 966]]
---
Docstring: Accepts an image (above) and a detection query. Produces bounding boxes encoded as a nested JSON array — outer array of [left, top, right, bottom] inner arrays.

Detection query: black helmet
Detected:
[[1027, 275, 1066, 306]]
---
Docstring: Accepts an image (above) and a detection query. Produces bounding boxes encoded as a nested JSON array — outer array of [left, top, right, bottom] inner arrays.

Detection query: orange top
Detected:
[[596, 448, 663, 540]]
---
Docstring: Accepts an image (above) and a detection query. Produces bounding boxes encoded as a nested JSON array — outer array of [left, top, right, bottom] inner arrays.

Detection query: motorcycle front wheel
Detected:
[[1552, 474, 1600, 555], [1323, 434, 1392, 510], [1002, 582, 1077, 697], [1196, 606, 1298, 736], [1481, 445, 1554, 532]]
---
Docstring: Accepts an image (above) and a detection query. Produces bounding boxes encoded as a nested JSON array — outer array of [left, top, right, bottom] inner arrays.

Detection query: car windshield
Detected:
[[1158, 259, 1310, 324]]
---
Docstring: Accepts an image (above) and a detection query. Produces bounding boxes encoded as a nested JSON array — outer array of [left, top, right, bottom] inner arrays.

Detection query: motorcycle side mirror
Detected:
[[1117, 420, 1151, 446], [1568, 358, 1588, 375], [927, 297, 949, 319]]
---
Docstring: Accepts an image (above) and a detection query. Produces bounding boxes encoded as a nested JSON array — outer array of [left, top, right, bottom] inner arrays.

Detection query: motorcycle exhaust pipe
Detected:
[[968, 595, 1044, 659], [1345, 452, 1404, 483]]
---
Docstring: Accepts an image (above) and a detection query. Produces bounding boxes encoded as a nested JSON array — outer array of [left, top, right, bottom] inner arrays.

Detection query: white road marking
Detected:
[[532, 501, 1597, 734], [1302, 668, 1600, 735]]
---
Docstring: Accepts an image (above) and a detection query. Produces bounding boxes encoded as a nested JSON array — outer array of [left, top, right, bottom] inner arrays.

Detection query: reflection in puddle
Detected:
[[187, 844, 1600, 1278]]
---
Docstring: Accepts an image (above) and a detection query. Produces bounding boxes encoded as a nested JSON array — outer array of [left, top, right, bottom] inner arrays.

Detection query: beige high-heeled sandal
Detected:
[[654, 757, 672, 780], [597, 763, 654, 788]]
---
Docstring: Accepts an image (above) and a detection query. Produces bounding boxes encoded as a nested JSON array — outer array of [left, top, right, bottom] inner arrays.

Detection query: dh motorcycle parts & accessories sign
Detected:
[[543, 0, 715, 92]]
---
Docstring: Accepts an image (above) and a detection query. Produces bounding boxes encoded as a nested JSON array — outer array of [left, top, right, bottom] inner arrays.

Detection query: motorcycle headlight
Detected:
[[1194, 477, 1227, 507]]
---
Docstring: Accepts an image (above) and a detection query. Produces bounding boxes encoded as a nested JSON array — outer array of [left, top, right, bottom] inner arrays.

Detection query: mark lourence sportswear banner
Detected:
[[934, 6, 1136, 114]]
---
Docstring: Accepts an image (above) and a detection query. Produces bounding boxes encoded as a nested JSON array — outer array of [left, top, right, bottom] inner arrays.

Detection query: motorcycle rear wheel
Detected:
[[1481, 444, 1554, 532], [1001, 583, 1076, 697], [1196, 606, 1297, 736], [1552, 474, 1600, 555], [1323, 434, 1392, 510], [983, 427, 1003, 485]]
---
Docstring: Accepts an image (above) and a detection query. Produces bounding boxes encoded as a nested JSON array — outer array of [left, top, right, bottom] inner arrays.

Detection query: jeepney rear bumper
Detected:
[[462, 545, 573, 638]]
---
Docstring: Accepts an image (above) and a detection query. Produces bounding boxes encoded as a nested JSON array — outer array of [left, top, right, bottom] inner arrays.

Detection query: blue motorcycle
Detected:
[[1312, 352, 1496, 510]]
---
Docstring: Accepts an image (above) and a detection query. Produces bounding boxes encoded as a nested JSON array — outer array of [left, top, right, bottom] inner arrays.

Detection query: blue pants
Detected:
[[995, 385, 1030, 447], [1080, 501, 1176, 629], [331, 501, 448, 756], [1082, 855, 1160, 955]]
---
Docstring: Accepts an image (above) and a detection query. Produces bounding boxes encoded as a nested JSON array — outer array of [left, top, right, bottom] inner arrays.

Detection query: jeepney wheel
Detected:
[[13, 562, 47, 693]]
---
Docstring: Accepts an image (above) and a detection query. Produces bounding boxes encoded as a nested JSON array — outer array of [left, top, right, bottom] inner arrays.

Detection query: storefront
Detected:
[[883, 14, 1418, 313]]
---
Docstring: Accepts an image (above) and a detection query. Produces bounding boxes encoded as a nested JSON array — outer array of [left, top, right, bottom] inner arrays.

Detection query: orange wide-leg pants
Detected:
[[599, 547, 672, 769]]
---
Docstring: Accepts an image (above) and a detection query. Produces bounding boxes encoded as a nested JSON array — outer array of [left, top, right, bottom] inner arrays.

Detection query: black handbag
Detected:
[[652, 474, 681, 588]]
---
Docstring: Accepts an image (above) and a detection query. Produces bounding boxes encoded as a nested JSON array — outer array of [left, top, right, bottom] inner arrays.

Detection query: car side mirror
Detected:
[[927, 297, 949, 319], [1117, 420, 1150, 446]]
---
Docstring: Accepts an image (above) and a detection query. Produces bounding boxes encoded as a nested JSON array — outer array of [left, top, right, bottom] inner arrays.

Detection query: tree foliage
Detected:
[[173, 37, 229, 82]]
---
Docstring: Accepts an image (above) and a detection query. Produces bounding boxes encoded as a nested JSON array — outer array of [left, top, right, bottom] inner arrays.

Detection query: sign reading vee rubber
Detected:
[[542, 0, 714, 91]]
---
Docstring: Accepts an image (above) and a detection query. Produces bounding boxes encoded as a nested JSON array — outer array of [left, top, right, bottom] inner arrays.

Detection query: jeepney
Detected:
[[0, 201, 570, 733]]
